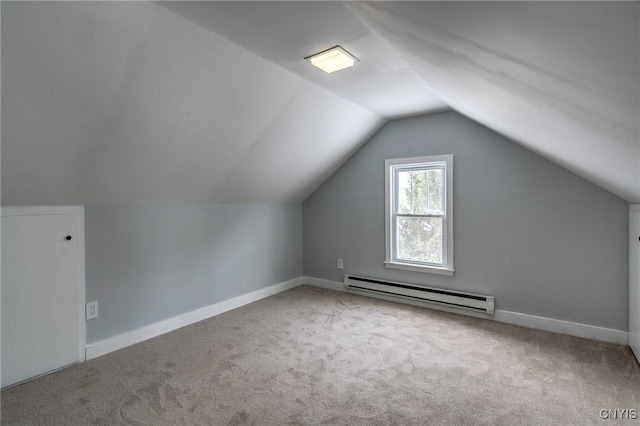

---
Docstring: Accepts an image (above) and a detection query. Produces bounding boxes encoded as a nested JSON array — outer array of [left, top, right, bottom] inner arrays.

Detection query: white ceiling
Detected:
[[2, 1, 638, 205], [161, 1, 447, 119], [349, 1, 639, 202], [1, 2, 383, 205]]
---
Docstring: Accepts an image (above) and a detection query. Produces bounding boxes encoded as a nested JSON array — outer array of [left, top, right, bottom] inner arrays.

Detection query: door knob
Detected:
[[65, 235, 72, 241]]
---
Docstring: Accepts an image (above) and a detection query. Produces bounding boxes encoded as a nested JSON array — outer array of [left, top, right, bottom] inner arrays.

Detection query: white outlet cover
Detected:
[[86, 301, 98, 320]]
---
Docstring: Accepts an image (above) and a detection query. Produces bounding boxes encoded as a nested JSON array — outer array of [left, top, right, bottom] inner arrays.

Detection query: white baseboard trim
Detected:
[[302, 276, 628, 345], [86, 275, 628, 360], [302, 276, 345, 292], [85, 277, 303, 360], [494, 310, 628, 345]]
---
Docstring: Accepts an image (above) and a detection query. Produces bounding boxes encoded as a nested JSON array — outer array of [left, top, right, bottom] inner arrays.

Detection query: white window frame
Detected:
[[384, 154, 454, 276]]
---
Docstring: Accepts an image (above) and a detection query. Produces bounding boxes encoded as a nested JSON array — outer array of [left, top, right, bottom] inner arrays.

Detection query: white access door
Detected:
[[1, 208, 85, 388], [630, 205, 640, 363]]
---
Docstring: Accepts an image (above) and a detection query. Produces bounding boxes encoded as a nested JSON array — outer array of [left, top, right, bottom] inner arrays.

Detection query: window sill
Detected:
[[384, 261, 455, 276]]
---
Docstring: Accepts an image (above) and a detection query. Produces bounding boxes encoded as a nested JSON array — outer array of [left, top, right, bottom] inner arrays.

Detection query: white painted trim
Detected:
[[384, 261, 455, 276], [630, 204, 640, 212], [85, 274, 630, 362], [303, 276, 346, 292], [1, 206, 84, 216], [384, 154, 454, 275], [629, 207, 640, 362], [302, 276, 628, 345], [77, 208, 87, 362], [495, 311, 628, 345], [85, 277, 303, 360]]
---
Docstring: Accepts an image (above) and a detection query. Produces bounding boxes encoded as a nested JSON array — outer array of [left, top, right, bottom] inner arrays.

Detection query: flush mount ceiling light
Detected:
[[305, 46, 358, 74]]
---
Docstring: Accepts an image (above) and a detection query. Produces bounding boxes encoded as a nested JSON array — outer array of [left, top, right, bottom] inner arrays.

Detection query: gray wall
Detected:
[[303, 112, 629, 331], [86, 203, 302, 343]]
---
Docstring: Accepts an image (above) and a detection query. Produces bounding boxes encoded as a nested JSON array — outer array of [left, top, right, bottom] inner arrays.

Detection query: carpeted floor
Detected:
[[2, 285, 639, 425]]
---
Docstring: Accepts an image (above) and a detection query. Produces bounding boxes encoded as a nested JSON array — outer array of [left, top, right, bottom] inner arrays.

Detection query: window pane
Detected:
[[396, 169, 443, 215], [396, 216, 443, 264], [427, 169, 443, 214], [396, 170, 412, 214]]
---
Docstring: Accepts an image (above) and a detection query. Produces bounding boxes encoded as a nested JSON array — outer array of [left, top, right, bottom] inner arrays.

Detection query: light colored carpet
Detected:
[[2, 285, 639, 425]]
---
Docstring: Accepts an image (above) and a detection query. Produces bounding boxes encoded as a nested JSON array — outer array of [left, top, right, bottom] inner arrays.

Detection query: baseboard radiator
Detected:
[[344, 274, 495, 315]]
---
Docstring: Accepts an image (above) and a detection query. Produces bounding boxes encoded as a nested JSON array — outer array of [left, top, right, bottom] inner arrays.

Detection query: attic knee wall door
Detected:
[[630, 205, 640, 363], [1, 207, 85, 388]]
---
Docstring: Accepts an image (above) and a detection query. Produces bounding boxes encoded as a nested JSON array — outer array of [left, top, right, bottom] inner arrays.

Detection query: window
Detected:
[[385, 155, 454, 275]]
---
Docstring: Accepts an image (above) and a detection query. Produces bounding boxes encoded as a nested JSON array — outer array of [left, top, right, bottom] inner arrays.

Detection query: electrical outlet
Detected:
[[337, 258, 343, 270], [86, 301, 98, 320]]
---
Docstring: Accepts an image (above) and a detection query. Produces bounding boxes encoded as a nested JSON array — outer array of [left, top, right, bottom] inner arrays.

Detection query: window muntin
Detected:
[[385, 155, 454, 275]]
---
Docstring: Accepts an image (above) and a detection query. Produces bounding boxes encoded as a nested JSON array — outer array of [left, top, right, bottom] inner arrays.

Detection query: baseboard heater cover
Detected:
[[344, 274, 495, 315]]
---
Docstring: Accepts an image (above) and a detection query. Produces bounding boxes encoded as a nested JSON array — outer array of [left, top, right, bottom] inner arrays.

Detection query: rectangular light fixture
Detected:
[[305, 46, 358, 74]]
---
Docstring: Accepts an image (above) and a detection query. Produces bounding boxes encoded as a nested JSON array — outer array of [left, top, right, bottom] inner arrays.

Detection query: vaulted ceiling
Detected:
[[2, 1, 638, 205]]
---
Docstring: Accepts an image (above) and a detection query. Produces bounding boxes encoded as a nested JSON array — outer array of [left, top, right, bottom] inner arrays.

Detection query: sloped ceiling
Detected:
[[1, 1, 384, 205], [160, 1, 447, 119], [347, 1, 639, 203], [2, 1, 639, 205]]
